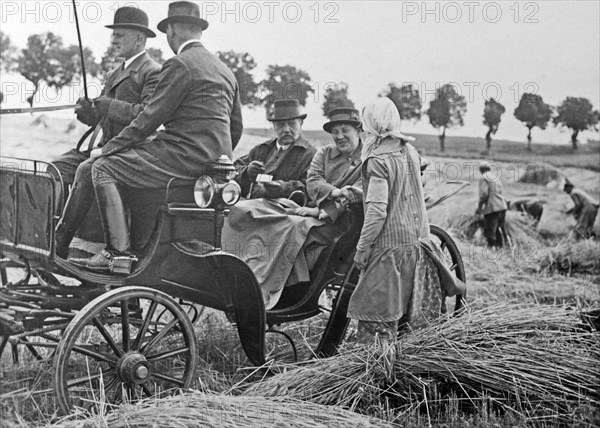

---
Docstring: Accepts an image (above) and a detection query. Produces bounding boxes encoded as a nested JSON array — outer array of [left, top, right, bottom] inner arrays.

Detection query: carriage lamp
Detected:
[[194, 155, 241, 208], [194, 176, 216, 207]]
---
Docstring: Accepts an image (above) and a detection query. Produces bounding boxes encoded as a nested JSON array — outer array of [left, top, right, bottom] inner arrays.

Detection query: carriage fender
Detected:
[[160, 240, 266, 366]]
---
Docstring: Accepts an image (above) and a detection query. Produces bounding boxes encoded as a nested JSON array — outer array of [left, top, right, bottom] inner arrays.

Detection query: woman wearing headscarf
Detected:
[[347, 97, 437, 345]]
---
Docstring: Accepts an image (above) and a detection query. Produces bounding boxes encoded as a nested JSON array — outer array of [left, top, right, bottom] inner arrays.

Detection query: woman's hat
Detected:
[[105, 7, 156, 38], [267, 99, 307, 122], [158, 1, 209, 33], [323, 107, 362, 133]]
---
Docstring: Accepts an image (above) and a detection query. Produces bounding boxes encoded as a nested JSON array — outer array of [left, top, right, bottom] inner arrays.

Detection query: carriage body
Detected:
[[0, 155, 466, 414]]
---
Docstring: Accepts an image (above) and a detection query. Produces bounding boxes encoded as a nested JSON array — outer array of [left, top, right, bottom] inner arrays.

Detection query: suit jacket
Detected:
[[234, 135, 317, 198], [100, 52, 161, 144], [101, 42, 243, 175]]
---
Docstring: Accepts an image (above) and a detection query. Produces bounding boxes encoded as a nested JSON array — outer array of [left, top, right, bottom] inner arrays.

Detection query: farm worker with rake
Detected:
[[348, 98, 446, 374], [58, 1, 243, 274], [55, 6, 162, 258], [563, 180, 599, 240], [475, 162, 508, 248]]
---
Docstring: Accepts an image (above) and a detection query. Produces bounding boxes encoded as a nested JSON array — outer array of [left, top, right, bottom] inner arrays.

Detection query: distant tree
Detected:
[[147, 47, 165, 65], [260, 64, 314, 116], [217, 50, 260, 107], [482, 98, 506, 151], [18, 32, 98, 107], [18, 32, 62, 107], [381, 83, 421, 121], [322, 82, 355, 116], [0, 31, 16, 103], [553, 97, 599, 150], [50, 44, 99, 87], [426, 84, 467, 152], [1, 31, 16, 72], [514, 93, 553, 151]]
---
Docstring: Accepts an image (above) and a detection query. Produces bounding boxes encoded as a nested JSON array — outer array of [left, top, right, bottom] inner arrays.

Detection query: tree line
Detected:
[[1, 31, 598, 151]]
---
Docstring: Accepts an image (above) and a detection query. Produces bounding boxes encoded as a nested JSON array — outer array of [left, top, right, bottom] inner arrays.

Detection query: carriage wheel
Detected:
[[53, 286, 198, 415], [314, 265, 360, 358], [429, 224, 467, 313]]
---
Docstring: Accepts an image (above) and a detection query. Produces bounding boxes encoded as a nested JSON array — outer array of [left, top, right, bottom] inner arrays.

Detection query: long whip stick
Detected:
[[72, 0, 89, 100]]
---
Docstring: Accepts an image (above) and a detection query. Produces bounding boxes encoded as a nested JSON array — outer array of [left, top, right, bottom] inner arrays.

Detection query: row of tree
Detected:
[[325, 81, 598, 152], [1, 31, 598, 151]]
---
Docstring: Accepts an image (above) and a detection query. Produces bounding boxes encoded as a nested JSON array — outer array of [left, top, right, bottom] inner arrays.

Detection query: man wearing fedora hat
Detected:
[[61, 1, 243, 273], [54, 5, 161, 257], [234, 99, 316, 199]]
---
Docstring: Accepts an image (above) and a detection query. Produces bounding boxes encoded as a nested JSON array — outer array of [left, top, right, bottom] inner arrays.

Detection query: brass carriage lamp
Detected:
[[194, 155, 241, 209]]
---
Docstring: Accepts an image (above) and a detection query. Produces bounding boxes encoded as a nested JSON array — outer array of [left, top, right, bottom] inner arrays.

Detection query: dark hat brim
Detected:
[[323, 119, 362, 133], [157, 16, 209, 33], [105, 24, 156, 38], [267, 113, 307, 122]]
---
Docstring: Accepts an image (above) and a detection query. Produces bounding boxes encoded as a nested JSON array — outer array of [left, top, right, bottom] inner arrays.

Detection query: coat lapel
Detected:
[[108, 52, 150, 91]]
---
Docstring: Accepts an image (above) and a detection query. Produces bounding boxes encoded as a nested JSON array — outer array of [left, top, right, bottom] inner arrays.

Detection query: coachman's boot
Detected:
[[71, 183, 137, 275], [55, 180, 95, 259]]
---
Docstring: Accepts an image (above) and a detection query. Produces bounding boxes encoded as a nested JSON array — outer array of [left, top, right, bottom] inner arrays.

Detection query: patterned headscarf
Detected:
[[361, 97, 415, 161]]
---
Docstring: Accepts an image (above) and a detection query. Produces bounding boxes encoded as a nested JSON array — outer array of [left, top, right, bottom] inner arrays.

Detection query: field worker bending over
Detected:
[[563, 180, 599, 239]]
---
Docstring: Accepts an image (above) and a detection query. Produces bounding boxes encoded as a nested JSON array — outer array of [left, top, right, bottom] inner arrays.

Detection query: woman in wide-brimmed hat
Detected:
[[296, 107, 364, 221]]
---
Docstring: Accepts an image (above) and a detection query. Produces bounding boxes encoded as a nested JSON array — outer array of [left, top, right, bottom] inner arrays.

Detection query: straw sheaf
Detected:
[[51, 393, 394, 428], [539, 239, 600, 275], [241, 303, 600, 423]]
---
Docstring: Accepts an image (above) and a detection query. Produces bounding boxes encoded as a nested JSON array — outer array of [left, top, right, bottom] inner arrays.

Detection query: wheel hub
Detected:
[[117, 352, 151, 384]]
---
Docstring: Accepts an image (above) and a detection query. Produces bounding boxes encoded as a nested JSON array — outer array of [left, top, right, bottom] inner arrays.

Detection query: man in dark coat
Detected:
[[234, 99, 316, 199], [57, 1, 243, 274], [53, 6, 161, 186]]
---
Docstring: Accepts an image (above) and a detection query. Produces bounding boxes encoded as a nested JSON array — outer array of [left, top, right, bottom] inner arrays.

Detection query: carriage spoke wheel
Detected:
[[429, 224, 467, 314], [53, 286, 198, 415], [314, 266, 360, 358]]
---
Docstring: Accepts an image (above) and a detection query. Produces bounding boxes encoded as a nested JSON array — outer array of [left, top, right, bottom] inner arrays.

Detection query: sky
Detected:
[[1, 1, 599, 144]]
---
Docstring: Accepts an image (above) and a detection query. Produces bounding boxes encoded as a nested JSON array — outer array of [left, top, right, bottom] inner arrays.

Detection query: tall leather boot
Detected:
[[72, 183, 137, 275], [55, 179, 95, 259]]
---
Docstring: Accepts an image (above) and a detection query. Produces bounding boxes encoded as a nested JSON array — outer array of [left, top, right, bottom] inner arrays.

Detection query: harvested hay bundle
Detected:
[[51, 392, 393, 428], [517, 162, 564, 187], [446, 214, 482, 240], [241, 303, 600, 424], [504, 211, 540, 244], [539, 239, 600, 275], [447, 212, 541, 245]]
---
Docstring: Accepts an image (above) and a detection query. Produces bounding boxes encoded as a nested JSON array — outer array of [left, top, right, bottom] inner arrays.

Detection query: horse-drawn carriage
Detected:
[[0, 154, 466, 414]]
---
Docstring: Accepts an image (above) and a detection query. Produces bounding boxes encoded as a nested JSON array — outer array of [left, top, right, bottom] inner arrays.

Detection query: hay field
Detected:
[[1, 115, 599, 427]]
